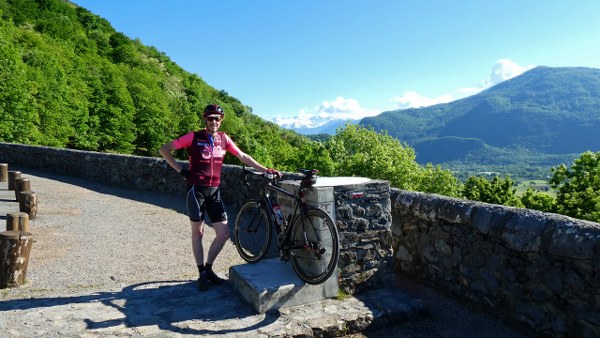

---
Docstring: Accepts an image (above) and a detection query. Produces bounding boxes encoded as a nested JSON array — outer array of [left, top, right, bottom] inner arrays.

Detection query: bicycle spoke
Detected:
[[234, 201, 272, 262], [290, 208, 339, 284]]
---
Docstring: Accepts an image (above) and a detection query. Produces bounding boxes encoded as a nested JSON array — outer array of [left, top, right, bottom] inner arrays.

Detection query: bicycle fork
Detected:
[[290, 216, 326, 260]]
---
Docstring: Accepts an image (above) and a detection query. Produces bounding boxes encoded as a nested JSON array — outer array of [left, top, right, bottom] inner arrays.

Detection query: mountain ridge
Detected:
[[360, 66, 600, 172]]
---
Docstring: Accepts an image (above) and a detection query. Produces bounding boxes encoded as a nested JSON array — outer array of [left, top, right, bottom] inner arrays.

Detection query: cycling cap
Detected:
[[203, 104, 224, 117]]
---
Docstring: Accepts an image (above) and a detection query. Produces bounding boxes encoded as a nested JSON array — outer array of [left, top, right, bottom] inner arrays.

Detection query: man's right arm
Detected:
[[159, 141, 185, 173]]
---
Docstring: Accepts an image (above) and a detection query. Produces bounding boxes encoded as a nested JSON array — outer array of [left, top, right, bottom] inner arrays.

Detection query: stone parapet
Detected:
[[391, 188, 600, 337], [0, 142, 256, 206], [333, 179, 393, 294]]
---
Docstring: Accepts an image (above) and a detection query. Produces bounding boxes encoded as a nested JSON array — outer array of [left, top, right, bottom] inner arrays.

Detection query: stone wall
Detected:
[[334, 181, 394, 294], [391, 188, 600, 337], [0, 142, 261, 207]]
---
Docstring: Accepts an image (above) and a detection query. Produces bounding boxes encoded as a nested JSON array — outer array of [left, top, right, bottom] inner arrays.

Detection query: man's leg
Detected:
[[206, 220, 229, 264], [191, 220, 205, 266], [192, 220, 211, 290], [203, 220, 229, 285]]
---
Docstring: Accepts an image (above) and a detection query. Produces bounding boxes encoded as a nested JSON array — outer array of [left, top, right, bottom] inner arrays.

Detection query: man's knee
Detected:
[[213, 222, 229, 242], [191, 221, 204, 236]]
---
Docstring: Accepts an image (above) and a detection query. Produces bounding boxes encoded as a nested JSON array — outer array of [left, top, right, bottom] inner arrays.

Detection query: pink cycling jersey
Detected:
[[172, 130, 241, 186]]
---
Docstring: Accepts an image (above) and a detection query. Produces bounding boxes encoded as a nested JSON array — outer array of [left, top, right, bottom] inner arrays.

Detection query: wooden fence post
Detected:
[[19, 192, 38, 220], [0, 163, 7, 182], [0, 231, 33, 288], [8, 171, 21, 191], [6, 212, 30, 233], [15, 178, 31, 202]]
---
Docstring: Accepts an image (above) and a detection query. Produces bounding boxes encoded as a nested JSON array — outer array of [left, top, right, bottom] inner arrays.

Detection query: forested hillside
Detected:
[[361, 67, 600, 178], [0, 0, 330, 172]]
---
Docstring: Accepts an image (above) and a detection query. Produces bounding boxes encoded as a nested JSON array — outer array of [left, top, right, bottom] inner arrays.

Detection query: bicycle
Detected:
[[233, 168, 340, 285]]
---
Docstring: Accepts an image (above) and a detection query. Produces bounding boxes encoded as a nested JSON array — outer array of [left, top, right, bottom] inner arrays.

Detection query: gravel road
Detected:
[[1, 168, 245, 299]]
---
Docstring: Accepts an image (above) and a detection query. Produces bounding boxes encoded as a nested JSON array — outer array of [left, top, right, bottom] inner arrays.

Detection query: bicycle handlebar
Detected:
[[241, 167, 319, 187], [241, 166, 279, 186]]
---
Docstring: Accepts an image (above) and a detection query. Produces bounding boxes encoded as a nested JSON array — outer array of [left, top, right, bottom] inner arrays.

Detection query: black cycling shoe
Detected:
[[205, 269, 226, 285], [198, 271, 209, 291]]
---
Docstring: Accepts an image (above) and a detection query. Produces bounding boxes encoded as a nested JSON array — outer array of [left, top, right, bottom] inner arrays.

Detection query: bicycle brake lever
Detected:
[[242, 166, 251, 186]]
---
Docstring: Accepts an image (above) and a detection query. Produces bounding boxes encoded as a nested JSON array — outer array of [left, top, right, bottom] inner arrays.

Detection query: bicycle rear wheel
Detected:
[[234, 201, 272, 262], [289, 208, 339, 284]]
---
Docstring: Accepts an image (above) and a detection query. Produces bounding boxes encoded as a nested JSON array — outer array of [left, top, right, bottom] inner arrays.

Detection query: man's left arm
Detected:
[[235, 151, 268, 173]]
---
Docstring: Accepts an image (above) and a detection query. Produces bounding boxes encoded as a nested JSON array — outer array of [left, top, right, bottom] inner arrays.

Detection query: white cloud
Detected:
[[274, 97, 379, 128], [391, 91, 454, 109], [389, 59, 532, 110], [458, 59, 535, 94], [489, 59, 534, 85]]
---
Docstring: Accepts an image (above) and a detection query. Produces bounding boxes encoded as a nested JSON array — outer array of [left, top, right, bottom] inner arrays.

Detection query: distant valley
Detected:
[[357, 66, 600, 179]]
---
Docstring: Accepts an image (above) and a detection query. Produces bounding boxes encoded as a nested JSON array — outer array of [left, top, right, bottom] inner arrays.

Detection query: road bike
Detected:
[[234, 168, 339, 285]]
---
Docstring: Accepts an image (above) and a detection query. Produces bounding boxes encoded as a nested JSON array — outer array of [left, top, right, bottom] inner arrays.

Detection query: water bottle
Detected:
[[272, 204, 285, 227]]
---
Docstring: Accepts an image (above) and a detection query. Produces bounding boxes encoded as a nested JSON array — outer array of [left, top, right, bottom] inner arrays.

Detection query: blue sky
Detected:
[[72, 1, 600, 126]]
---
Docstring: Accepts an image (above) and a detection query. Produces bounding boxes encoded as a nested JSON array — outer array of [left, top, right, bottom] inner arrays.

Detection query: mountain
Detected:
[[360, 67, 600, 176]]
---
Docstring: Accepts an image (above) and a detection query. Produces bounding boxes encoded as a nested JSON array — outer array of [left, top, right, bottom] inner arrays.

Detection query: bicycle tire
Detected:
[[289, 208, 339, 284], [234, 201, 272, 263]]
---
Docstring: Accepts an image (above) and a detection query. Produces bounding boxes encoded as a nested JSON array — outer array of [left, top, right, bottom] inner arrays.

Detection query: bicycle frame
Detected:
[[260, 180, 310, 252]]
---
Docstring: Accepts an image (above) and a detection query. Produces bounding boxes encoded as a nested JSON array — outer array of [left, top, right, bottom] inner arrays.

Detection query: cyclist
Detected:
[[159, 104, 280, 291]]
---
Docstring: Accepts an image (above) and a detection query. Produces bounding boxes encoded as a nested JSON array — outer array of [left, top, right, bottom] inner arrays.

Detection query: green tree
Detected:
[[520, 188, 556, 213], [0, 16, 39, 144], [418, 163, 461, 197], [325, 124, 422, 190], [21, 29, 76, 147], [324, 124, 457, 194], [462, 176, 523, 207], [549, 151, 600, 222]]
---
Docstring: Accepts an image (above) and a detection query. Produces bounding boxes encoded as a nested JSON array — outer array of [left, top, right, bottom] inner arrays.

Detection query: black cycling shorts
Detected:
[[185, 185, 227, 223]]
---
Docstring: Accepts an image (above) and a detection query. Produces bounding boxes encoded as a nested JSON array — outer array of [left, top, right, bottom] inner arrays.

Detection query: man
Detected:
[[159, 104, 278, 290]]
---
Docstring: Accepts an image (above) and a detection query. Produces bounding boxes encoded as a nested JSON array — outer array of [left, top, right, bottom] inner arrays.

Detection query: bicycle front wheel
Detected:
[[234, 201, 272, 263], [290, 208, 339, 284]]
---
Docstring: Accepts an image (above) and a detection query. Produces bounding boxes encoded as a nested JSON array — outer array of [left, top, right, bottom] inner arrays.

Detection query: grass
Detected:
[[515, 180, 556, 197], [336, 289, 351, 301]]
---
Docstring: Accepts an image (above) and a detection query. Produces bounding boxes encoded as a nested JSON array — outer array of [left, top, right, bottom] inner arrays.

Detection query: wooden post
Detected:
[[0, 163, 7, 182], [15, 177, 31, 202], [6, 212, 30, 233], [0, 231, 33, 288], [19, 192, 38, 220], [8, 171, 21, 190]]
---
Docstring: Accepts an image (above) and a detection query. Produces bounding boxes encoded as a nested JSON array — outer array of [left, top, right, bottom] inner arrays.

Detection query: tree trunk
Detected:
[[0, 231, 33, 288], [19, 192, 38, 220], [6, 212, 30, 233]]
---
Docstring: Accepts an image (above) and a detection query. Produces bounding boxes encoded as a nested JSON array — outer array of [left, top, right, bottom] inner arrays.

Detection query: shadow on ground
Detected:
[[0, 280, 279, 335]]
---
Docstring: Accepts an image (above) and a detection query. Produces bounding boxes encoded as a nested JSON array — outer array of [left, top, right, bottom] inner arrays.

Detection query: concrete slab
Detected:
[[230, 257, 339, 313]]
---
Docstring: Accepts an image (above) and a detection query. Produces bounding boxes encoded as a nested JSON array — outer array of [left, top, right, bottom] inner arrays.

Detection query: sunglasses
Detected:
[[206, 116, 222, 122]]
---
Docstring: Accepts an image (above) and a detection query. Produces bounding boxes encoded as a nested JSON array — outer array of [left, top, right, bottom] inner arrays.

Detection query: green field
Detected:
[[515, 180, 556, 197]]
